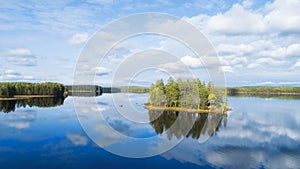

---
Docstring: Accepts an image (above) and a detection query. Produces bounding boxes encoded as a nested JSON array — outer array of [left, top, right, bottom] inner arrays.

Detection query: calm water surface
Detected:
[[0, 94, 299, 169]]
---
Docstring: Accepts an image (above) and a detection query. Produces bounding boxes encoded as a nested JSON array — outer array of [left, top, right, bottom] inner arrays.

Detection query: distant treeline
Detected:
[[65, 85, 101, 93], [0, 82, 65, 98], [120, 86, 149, 93], [227, 86, 300, 96], [148, 78, 227, 110], [65, 85, 148, 94]]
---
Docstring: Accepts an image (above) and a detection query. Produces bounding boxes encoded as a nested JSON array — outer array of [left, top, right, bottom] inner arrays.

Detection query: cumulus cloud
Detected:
[[187, 0, 300, 35], [219, 66, 234, 73], [207, 4, 266, 35], [217, 40, 275, 56], [1, 70, 35, 81], [264, 0, 300, 33], [2, 48, 37, 66], [287, 44, 300, 57], [217, 40, 298, 59], [159, 55, 222, 71], [157, 56, 201, 75], [68, 32, 89, 45], [248, 58, 287, 69], [220, 56, 248, 66], [96, 67, 112, 76], [180, 55, 203, 69]]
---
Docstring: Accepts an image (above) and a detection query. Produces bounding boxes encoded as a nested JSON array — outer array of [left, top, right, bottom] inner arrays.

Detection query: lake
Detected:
[[0, 94, 299, 169]]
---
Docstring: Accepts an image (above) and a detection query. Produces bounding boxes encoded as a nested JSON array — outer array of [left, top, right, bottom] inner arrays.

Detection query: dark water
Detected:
[[0, 94, 299, 169]]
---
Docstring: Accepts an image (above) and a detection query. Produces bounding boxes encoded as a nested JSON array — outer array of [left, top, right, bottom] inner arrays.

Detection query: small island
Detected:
[[145, 78, 229, 114]]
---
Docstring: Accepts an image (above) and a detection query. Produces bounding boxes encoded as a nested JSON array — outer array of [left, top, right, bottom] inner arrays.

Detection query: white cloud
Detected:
[[264, 0, 300, 33], [183, 14, 209, 30], [255, 58, 286, 65], [248, 58, 287, 69], [4, 69, 20, 75], [287, 44, 300, 57], [66, 133, 88, 146], [216, 40, 288, 59], [219, 66, 234, 73], [5, 48, 32, 55], [2, 48, 37, 66], [180, 55, 203, 69], [217, 40, 279, 56], [291, 60, 300, 69], [1, 69, 35, 81], [68, 32, 89, 45], [207, 4, 266, 35], [96, 67, 111, 76], [217, 43, 253, 55], [220, 56, 248, 66], [259, 81, 275, 85], [158, 55, 204, 74], [257, 47, 286, 58], [257, 81, 300, 86], [187, 0, 300, 35], [242, 0, 254, 8]]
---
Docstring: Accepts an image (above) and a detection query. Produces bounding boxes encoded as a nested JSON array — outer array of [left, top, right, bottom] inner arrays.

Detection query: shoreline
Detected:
[[228, 91, 300, 96], [0, 95, 56, 100], [145, 105, 227, 114]]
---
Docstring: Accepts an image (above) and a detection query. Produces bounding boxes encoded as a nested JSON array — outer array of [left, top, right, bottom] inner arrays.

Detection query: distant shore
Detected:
[[0, 95, 56, 100], [227, 86, 300, 96]]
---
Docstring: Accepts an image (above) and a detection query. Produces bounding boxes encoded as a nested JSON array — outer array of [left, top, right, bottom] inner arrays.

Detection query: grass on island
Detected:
[[145, 104, 229, 115]]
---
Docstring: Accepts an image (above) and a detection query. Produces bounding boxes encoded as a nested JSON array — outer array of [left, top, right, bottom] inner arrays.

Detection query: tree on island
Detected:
[[148, 78, 227, 112]]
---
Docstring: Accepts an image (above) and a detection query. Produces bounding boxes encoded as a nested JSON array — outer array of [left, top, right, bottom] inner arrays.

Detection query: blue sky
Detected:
[[0, 0, 299, 86]]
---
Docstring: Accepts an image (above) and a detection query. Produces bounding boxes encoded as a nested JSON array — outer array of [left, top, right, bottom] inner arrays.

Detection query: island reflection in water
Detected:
[[149, 110, 225, 140]]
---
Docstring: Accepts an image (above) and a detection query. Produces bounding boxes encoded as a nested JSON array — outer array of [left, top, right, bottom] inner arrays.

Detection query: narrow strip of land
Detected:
[[227, 86, 300, 96], [0, 95, 56, 100], [145, 105, 227, 114]]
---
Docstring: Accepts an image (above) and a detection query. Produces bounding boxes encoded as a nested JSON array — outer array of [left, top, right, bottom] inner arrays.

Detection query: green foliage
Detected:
[[165, 77, 180, 107], [148, 78, 226, 110], [149, 87, 165, 106], [0, 82, 65, 98]]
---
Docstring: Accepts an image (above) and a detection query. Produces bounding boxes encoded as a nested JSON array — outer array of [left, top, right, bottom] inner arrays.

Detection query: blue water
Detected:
[[0, 94, 299, 169]]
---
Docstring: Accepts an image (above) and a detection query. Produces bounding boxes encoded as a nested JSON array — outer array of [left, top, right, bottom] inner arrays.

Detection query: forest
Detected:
[[0, 82, 65, 98], [147, 78, 227, 112]]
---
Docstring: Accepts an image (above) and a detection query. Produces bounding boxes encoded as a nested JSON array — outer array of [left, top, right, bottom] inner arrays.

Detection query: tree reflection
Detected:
[[0, 97, 65, 113], [149, 110, 226, 140]]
